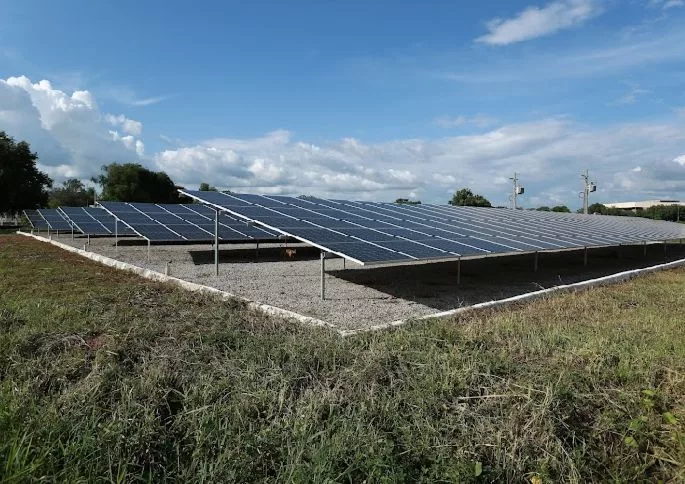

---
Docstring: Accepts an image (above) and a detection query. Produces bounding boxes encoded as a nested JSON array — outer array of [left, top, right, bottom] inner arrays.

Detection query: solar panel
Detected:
[[36, 209, 73, 231], [58, 206, 135, 236], [23, 209, 50, 229], [97, 202, 278, 242], [180, 190, 685, 266], [83, 207, 136, 235]]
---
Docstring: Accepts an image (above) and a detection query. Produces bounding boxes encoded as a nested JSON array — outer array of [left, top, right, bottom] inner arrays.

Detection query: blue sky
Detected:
[[1, 0, 684, 208]]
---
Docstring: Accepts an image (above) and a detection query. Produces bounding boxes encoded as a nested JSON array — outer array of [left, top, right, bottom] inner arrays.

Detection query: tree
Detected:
[[551, 205, 571, 213], [536, 206, 551, 211], [586, 203, 607, 215], [643, 204, 683, 222], [94, 163, 181, 203], [199, 182, 217, 192], [395, 198, 421, 205], [448, 188, 491, 207], [0, 131, 53, 215], [48, 178, 95, 208]]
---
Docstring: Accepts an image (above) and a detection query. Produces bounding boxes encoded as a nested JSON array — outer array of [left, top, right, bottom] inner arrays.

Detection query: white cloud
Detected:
[[436, 27, 685, 83], [434, 114, 498, 128], [0, 76, 145, 179], [476, 0, 601, 46], [650, 0, 684, 9], [127, 96, 168, 107], [102, 86, 169, 106], [434, 115, 466, 128], [613, 86, 651, 105], [105, 114, 142, 136], [2, 74, 685, 207], [674, 106, 685, 117], [156, 117, 685, 205], [109, 130, 145, 156]]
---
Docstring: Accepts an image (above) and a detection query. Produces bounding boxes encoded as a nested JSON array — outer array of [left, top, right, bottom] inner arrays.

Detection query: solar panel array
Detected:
[[181, 190, 685, 265], [98, 202, 278, 242], [23, 209, 50, 230], [59, 206, 136, 236], [37, 209, 73, 231]]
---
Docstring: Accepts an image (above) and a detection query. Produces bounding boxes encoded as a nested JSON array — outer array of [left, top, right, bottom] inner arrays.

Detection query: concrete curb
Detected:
[[340, 255, 685, 336], [17, 231, 337, 331], [17, 231, 685, 337]]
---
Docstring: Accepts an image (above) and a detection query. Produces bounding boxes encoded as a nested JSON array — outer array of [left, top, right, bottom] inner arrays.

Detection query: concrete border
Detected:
[[16, 231, 685, 337], [17, 231, 337, 331]]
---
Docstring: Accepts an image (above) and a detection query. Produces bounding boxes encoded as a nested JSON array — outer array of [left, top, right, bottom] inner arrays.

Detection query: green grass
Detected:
[[1, 235, 684, 482]]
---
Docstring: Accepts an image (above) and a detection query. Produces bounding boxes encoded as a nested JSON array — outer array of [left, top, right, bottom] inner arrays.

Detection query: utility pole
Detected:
[[509, 172, 524, 210], [580, 170, 597, 214]]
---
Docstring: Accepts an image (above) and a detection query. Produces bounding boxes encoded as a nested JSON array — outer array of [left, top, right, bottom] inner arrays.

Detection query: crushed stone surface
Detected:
[[53, 234, 685, 330]]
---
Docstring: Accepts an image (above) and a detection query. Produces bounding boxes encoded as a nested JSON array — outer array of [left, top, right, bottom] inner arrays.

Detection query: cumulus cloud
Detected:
[[476, 0, 601, 46], [2, 74, 684, 207], [105, 114, 143, 136], [0, 76, 144, 179], [156, 117, 685, 205], [109, 130, 145, 156]]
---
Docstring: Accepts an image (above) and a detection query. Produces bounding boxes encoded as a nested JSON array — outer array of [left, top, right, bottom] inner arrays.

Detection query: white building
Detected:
[[604, 200, 681, 211]]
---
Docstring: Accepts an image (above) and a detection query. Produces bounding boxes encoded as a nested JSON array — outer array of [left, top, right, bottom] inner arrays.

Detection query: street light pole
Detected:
[[581, 170, 596, 214], [509, 172, 524, 210]]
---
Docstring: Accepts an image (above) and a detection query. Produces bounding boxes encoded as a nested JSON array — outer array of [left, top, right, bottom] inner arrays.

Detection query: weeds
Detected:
[[0, 235, 684, 482]]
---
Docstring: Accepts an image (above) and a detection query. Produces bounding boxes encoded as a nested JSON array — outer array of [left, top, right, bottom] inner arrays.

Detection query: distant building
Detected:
[[604, 200, 681, 212]]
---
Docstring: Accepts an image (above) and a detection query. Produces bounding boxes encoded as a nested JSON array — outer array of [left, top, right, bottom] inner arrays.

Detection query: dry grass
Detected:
[[1, 235, 684, 482]]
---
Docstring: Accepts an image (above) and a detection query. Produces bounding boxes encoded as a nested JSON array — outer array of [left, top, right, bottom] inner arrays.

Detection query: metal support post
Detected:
[[664, 241, 667, 258], [583, 246, 588, 267], [115, 219, 118, 251], [320, 251, 326, 300], [457, 257, 461, 284], [343, 258, 346, 269], [256, 242, 259, 259], [147, 239, 151, 262], [533, 252, 539, 273], [71, 225, 74, 240], [643, 241, 647, 257], [214, 208, 219, 276], [87, 233, 90, 248]]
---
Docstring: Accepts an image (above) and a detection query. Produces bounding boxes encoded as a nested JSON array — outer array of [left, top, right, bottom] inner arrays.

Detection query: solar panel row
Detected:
[[180, 190, 685, 265], [97, 202, 278, 242], [23, 209, 50, 230], [36, 209, 73, 231], [58, 207, 136, 236]]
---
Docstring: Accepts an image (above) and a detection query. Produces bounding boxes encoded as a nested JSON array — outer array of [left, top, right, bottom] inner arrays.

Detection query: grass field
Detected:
[[1, 234, 684, 482]]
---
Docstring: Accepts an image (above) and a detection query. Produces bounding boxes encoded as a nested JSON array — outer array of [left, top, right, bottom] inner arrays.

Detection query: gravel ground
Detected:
[[51, 234, 685, 330]]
